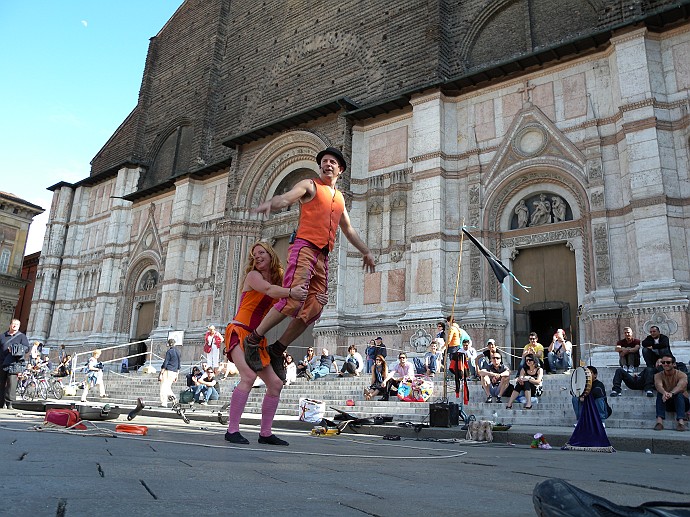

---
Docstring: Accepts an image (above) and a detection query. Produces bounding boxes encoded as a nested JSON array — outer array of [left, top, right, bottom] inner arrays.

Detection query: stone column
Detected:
[[30, 184, 74, 343], [403, 90, 448, 323]]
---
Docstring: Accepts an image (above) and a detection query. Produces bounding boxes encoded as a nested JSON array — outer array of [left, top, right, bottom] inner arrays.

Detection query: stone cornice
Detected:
[[353, 112, 412, 132], [610, 26, 648, 46], [409, 90, 446, 106]]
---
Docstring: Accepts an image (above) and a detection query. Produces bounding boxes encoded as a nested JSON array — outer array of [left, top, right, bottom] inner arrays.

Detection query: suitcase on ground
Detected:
[[77, 404, 122, 421]]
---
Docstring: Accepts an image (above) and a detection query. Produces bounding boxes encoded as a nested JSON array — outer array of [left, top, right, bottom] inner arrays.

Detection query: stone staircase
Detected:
[[60, 367, 660, 429]]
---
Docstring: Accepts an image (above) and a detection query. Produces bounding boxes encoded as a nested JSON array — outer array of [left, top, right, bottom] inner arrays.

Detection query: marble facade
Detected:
[[29, 20, 690, 366]]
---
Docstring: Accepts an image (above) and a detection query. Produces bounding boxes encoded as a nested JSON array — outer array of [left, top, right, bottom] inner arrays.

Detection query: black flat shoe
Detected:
[[258, 434, 289, 446], [225, 431, 249, 444]]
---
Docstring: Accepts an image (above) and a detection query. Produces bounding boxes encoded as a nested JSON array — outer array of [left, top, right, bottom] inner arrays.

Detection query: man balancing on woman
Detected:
[[228, 147, 374, 444]]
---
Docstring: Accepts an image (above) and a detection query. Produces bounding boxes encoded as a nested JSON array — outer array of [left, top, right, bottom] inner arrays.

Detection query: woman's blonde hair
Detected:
[[243, 241, 284, 286]]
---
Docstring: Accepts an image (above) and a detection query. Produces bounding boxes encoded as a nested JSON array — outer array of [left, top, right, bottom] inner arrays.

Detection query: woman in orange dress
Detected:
[[224, 241, 308, 446]]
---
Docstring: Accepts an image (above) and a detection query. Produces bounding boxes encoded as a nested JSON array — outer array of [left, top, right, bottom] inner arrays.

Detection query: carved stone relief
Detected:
[[510, 193, 571, 230], [592, 223, 611, 287], [642, 312, 679, 337], [409, 328, 433, 353]]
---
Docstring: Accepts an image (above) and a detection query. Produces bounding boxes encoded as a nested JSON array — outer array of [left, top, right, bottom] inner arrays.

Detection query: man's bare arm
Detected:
[[339, 208, 375, 272], [253, 179, 313, 216]]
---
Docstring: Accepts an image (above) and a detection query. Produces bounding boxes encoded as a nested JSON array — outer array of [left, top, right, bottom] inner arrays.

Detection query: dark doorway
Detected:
[[529, 309, 563, 350]]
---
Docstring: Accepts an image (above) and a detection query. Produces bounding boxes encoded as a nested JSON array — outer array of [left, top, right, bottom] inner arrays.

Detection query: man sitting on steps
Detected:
[[610, 358, 660, 398]]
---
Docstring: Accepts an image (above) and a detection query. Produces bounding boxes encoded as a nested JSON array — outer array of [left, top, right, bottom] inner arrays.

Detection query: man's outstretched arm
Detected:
[[253, 179, 313, 216]]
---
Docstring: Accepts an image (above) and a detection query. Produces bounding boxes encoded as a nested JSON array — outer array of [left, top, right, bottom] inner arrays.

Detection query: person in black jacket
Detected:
[[641, 326, 672, 367], [159, 338, 181, 407], [572, 366, 611, 425], [0, 319, 30, 409]]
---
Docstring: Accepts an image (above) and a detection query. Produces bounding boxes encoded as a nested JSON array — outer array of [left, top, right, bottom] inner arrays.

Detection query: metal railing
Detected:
[[68, 338, 158, 385]]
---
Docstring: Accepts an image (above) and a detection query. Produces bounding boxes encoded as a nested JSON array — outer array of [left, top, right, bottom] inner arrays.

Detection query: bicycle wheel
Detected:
[[24, 380, 39, 401], [16, 380, 26, 400], [38, 380, 48, 400], [50, 379, 64, 400]]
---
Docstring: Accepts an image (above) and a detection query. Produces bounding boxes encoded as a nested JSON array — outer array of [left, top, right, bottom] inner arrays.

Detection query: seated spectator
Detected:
[[480, 351, 511, 403], [423, 341, 442, 377], [641, 326, 672, 368], [572, 366, 611, 425], [296, 347, 317, 379], [284, 354, 297, 385], [364, 355, 387, 401], [611, 360, 659, 398], [506, 354, 543, 409], [196, 367, 219, 404], [338, 345, 363, 377], [519, 332, 545, 372], [475, 339, 498, 373], [380, 352, 415, 401], [186, 366, 202, 387], [653, 354, 689, 431], [120, 357, 129, 373], [458, 338, 478, 380], [547, 329, 572, 372], [220, 360, 239, 379], [311, 348, 337, 380], [615, 327, 640, 372]]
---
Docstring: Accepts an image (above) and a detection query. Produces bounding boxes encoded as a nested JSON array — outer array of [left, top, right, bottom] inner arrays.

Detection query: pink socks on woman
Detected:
[[260, 394, 280, 437], [227, 387, 250, 434]]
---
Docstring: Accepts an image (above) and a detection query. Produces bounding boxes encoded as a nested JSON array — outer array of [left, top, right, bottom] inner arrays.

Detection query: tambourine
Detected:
[[570, 366, 592, 397]]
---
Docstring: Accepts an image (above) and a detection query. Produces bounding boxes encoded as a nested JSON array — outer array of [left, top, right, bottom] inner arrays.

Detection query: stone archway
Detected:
[[482, 166, 591, 364]]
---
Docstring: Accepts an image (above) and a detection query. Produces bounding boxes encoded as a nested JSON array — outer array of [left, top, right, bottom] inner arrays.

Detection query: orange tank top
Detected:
[[234, 290, 276, 329], [296, 179, 345, 251]]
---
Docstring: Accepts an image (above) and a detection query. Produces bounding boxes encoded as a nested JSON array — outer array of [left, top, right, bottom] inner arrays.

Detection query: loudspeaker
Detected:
[[429, 402, 460, 427]]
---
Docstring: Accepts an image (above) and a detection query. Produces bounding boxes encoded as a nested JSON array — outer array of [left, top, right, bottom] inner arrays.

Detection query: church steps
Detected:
[[56, 367, 670, 430]]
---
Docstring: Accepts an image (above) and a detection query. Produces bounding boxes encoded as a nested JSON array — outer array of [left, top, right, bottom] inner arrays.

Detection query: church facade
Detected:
[[30, 0, 690, 366]]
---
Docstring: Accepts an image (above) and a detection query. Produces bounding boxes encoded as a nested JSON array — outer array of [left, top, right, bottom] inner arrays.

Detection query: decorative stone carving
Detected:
[[551, 196, 566, 223], [643, 312, 679, 337], [588, 163, 603, 181], [530, 194, 552, 226], [591, 191, 604, 209], [409, 328, 432, 353], [513, 125, 548, 157], [592, 223, 611, 287], [139, 270, 158, 291], [469, 186, 480, 205], [514, 200, 529, 228]]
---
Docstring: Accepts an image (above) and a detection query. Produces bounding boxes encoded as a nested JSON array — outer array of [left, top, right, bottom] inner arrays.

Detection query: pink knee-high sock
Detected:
[[227, 387, 250, 434], [260, 394, 280, 437]]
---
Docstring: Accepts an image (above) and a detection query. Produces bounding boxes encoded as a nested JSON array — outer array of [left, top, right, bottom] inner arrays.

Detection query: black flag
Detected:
[[461, 229, 510, 283]]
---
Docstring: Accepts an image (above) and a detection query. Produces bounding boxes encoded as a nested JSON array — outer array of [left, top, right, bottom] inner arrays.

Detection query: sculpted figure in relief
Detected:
[[515, 200, 529, 229], [552, 196, 566, 223], [530, 194, 551, 226]]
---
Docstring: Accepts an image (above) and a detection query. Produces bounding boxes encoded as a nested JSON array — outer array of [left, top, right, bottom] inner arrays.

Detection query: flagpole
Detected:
[[444, 218, 465, 400]]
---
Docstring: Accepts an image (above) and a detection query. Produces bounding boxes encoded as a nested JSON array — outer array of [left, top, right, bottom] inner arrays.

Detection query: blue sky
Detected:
[[0, 1, 183, 254]]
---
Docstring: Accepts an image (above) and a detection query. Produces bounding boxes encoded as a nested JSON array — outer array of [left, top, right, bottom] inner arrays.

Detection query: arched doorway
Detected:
[[128, 268, 159, 367], [511, 244, 578, 369]]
